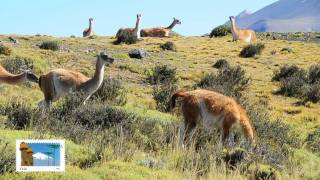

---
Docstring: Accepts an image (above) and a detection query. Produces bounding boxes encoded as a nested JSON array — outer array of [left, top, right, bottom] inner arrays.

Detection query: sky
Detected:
[[29, 143, 60, 166], [1, 0, 278, 37]]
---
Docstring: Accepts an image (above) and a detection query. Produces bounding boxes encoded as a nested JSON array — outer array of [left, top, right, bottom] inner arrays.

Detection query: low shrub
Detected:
[[240, 43, 265, 58], [272, 65, 305, 81], [147, 65, 177, 85], [39, 41, 59, 51], [210, 25, 231, 38], [160, 41, 177, 51], [196, 65, 250, 98], [277, 73, 306, 97], [302, 83, 320, 103], [1, 56, 34, 74], [153, 83, 178, 112], [0, 45, 11, 56], [305, 128, 320, 152], [0, 140, 15, 174], [114, 31, 138, 45], [212, 59, 230, 69], [93, 77, 127, 106], [1, 99, 34, 130], [308, 65, 320, 84]]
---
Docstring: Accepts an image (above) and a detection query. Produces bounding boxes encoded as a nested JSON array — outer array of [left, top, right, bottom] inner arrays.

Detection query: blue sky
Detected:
[[2, 0, 277, 37], [29, 143, 60, 166]]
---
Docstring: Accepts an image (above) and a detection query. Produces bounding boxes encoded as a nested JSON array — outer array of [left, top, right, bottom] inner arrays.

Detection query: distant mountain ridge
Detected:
[[234, 0, 320, 32]]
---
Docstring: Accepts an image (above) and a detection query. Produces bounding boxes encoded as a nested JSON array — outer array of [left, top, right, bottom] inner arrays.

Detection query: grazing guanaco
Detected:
[[140, 18, 181, 37], [0, 65, 38, 85], [83, 18, 95, 37], [116, 14, 142, 39], [38, 52, 114, 109], [171, 89, 256, 146], [229, 16, 257, 43]]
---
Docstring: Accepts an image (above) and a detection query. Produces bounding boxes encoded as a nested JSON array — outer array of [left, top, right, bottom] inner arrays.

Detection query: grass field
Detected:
[[0, 34, 319, 179]]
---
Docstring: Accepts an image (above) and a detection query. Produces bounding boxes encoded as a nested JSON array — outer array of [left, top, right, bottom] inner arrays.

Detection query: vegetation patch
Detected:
[[114, 31, 138, 45], [239, 43, 265, 58], [209, 25, 231, 38], [147, 65, 177, 85], [196, 65, 250, 98], [0, 45, 11, 56], [1, 56, 34, 74], [39, 41, 59, 51], [160, 41, 177, 51], [212, 59, 230, 69]]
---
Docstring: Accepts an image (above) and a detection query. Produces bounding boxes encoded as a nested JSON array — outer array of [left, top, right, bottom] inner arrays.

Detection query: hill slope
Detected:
[[237, 0, 320, 32]]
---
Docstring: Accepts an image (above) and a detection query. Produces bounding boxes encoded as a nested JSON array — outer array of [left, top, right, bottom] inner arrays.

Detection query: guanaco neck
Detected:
[[0, 72, 26, 84], [77, 58, 105, 94], [166, 20, 177, 30], [230, 19, 239, 35], [88, 20, 93, 32], [133, 16, 141, 37]]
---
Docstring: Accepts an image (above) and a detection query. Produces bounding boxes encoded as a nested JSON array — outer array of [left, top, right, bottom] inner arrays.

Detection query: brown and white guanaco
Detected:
[[229, 16, 257, 43]]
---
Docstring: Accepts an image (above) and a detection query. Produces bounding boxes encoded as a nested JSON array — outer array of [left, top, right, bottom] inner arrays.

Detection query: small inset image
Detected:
[[16, 140, 65, 172]]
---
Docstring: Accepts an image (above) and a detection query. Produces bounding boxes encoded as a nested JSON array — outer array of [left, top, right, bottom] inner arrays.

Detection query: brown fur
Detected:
[[0, 65, 38, 84], [229, 16, 257, 43], [140, 28, 170, 37], [171, 89, 256, 145]]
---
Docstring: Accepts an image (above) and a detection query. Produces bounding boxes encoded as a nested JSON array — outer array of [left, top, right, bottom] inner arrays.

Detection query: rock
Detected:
[[281, 47, 293, 53], [8, 37, 18, 44], [129, 48, 148, 59]]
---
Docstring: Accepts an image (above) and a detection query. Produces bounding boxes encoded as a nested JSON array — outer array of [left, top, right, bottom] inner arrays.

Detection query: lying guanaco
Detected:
[[140, 18, 181, 37], [0, 65, 38, 85]]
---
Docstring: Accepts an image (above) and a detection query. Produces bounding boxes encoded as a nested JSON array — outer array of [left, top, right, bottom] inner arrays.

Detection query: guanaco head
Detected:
[[98, 52, 114, 65], [137, 14, 142, 20], [23, 70, 39, 83], [229, 16, 235, 22], [89, 18, 94, 22], [173, 18, 181, 25]]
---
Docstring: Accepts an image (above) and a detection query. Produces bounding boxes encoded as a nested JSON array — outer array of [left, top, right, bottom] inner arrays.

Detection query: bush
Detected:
[[302, 83, 320, 103], [147, 65, 177, 85], [160, 41, 177, 51], [1, 56, 34, 74], [93, 77, 127, 106], [39, 41, 59, 51], [308, 65, 320, 84], [153, 83, 178, 112], [209, 25, 231, 38], [114, 31, 138, 45], [239, 43, 265, 58], [0, 140, 15, 174], [272, 65, 305, 81], [0, 45, 11, 56], [277, 73, 306, 97], [306, 128, 320, 152], [212, 59, 230, 69], [196, 65, 250, 98], [1, 99, 34, 130]]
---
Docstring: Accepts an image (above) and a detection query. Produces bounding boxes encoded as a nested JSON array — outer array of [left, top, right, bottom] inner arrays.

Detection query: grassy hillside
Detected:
[[0, 34, 319, 179]]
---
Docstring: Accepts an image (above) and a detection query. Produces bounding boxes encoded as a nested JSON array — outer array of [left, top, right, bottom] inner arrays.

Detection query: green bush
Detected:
[[306, 128, 320, 152], [196, 65, 250, 98], [152, 83, 178, 112], [147, 65, 177, 85], [39, 41, 59, 51], [308, 65, 320, 84], [0, 140, 15, 174], [240, 43, 265, 58], [212, 59, 230, 69], [1, 99, 34, 130], [0, 45, 11, 56], [277, 73, 306, 97], [114, 31, 138, 45], [1, 56, 34, 74], [93, 77, 127, 106], [272, 65, 305, 82], [210, 25, 231, 38], [160, 41, 177, 51]]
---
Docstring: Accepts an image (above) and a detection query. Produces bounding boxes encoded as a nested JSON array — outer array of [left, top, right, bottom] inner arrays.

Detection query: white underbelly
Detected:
[[244, 34, 252, 43], [199, 101, 224, 130]]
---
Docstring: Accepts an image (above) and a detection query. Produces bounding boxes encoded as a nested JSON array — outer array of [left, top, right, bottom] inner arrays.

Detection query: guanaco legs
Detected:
[[141, 18, 181, 37], [83, 18, 95, 37], [171, 89, 256, 147], [116, 14, 142, 39], [0, 65, 38, 85], [229, 16, 257, 43], [38, 52, 114, 109]]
